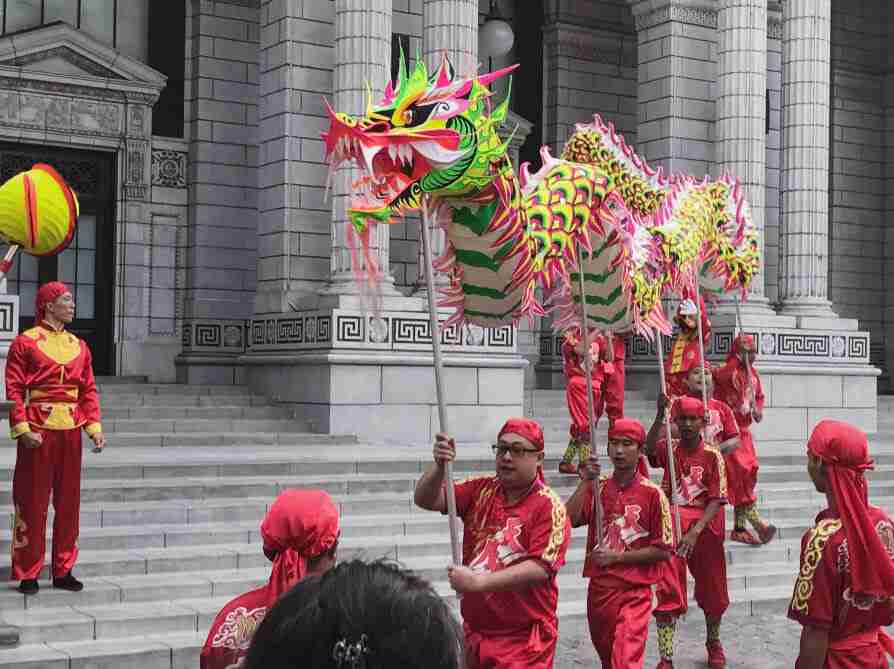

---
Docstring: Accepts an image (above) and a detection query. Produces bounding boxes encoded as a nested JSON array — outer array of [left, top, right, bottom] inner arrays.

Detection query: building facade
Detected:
[[0, 0, 886, 442]]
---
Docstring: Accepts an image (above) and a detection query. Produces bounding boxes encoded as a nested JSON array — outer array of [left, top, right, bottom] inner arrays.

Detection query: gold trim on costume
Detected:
[[705, 446, 728, 499], [41, 403, 77, 430], [84, 422, 102, 436], [9, 422, 31, 439], [36, 329, 80, 366], [669, 336, 688, 374], [537, 487, 569, 565], [642, 478, 675, 547], [790, 519, 842, 614]]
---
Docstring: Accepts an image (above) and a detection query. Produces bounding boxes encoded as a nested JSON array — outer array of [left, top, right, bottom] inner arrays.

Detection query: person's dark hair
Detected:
[[243, 558, 463, 669]]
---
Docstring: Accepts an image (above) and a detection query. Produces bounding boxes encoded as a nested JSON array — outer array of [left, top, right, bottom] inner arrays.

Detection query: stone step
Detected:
[[102, 405, 294, 420], [102, 418, 310, 435], [95, 384, 252, 396], [95, 432, 357, 448], [100, 393, 268, 408], [1, 465, 892, 507]]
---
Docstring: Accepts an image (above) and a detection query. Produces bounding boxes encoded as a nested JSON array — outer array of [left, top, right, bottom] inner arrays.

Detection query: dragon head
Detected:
[[322, 52, 518, 233]]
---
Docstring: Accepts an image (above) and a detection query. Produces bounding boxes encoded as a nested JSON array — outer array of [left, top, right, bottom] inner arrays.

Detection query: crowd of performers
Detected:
[[7, 280, 894, 669]]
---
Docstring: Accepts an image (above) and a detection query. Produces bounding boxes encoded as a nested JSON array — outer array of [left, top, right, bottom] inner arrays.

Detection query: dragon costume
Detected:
[[322, 53, 759, 337]]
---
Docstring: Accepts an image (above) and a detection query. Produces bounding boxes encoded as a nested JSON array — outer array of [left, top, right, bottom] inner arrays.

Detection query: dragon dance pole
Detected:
[[0, 244, 19, 280], [420, 197, 462, 567], [693, 279, 709, 414], [655, 329, 683, 542], [733, 294, 756, 406], [575, 240, 604, 546]]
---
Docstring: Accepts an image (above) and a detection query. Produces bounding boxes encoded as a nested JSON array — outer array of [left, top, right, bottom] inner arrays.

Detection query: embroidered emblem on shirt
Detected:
[[604, 504, 648, 552], [676, 465, 706, 504], [790, 519, 841, 614], [211, 606, 268, 650], [703, 409, 721, 446], [469, 517, 526, 573]]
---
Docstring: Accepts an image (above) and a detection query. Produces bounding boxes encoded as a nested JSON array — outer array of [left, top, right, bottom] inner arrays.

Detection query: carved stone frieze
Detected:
[[634, 3, 718, 31], [151, 150, 187, 189]]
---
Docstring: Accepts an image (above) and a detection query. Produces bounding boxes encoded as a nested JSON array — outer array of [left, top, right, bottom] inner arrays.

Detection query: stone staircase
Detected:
[[0, 380, 890, 668]]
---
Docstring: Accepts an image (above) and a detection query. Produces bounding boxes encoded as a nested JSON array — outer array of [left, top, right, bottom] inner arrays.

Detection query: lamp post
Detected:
[[479, 0, 515, 58]]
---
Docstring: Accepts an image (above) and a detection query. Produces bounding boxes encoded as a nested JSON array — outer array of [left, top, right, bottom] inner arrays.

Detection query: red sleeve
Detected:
[[5, 336, 30, 437], [788, 528, 838, 630], [526, 492, 570, 575], [707, 449, 728, 504], [648, 485, 674, 552], [78, 343, 102, 435], [718, 401, 739, 441], [561, 340, 577, 377], [648, 438, 669, 469]]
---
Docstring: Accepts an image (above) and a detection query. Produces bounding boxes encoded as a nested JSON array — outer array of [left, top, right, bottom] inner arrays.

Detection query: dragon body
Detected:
[[323, 55, 759, 337]]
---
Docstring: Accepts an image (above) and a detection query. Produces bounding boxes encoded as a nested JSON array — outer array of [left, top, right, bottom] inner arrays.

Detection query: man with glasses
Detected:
[[414, 418, 571, 669], [565, 418, 673, 669]]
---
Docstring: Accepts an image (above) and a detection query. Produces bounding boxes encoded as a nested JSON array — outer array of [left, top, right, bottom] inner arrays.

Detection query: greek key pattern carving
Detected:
[[635, 4, 718, 31], [778, 334, 829, 358]]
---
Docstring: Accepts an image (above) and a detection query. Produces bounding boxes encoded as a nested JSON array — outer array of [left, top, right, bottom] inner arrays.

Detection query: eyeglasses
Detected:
[[492, 443, 540, 458]]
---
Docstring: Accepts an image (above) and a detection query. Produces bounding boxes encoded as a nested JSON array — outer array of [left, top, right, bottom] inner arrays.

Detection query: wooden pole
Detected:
[[655, 329, 682, 541], [420, 198, 462, 567]]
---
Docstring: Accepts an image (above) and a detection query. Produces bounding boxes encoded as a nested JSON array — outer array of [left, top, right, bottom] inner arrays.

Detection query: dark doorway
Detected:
[[0, 143, 116, 375]]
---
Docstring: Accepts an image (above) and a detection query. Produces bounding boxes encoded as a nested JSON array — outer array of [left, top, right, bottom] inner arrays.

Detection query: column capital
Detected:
[[629, 0, 718, 31]]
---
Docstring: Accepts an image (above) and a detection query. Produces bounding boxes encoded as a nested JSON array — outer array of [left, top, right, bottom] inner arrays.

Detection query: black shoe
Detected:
[[53, 572, 83, 592], [17, 579, 38, 595]]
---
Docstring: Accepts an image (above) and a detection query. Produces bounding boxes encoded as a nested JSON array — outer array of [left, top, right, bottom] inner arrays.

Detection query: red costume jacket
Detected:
[[648, 438, 727, 537], [6, 322, 101, 439], [201, 587, 268, 669], [713, 360, 764, 430], [453, 475, 571, 635], [579, 474, 673, 586], [562, 330, 611, 382], [789, 508, 894, 668]]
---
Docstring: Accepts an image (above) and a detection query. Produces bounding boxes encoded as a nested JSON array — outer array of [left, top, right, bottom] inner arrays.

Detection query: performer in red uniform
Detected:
[[565, 418, 673, 669], [713, 334, 776, 545], [788, 420, 894, 669], [665, 295, 711, 398], [6, 281, 104, 595], [646, 395, 729, 669], [560, 325, 613, 474], [201, 488, 339, 669], [596, 332, 627, 429], [414, 418, 571, 669], [684, 364, 739, 455]]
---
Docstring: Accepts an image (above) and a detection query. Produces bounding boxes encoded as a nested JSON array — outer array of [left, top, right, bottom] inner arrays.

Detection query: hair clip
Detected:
[[332, 634, 370, 669]]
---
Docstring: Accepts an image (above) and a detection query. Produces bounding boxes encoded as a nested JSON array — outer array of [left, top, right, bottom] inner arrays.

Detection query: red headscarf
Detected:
[[726, 334, 755, 366], [259, 489, 340, 604], [498, 418, 545, 482], [608, 418, 646, 444], [807, 420, 894, 599], [498, 417, 544, 451], [35, 281, 70, 320], [671, 396, 706, 421]]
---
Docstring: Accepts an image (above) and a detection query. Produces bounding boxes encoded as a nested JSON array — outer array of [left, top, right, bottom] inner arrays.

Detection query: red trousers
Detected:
[[654, 511, 729, 619], [11, 428, 82, 580], [464, 621, 558, 669], [724, 428, 758, 507], [596, 362, 625, 426], [567, 375, 603, 442], [587, 579, 651, 669]]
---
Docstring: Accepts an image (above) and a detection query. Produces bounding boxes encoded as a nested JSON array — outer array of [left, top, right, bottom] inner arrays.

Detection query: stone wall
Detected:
[[765, 14, 782, 305], [543, 1, 637, 155], [884, 3, 894, 390], [829, 0, 887, 365], [184, 0, 259, 322]]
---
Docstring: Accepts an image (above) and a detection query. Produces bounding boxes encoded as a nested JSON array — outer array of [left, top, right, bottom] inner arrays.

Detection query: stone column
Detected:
[[778, 0, 836, 318], [884, 5, 894, 387], [416, 0, 479, 294], [323, 0, 396, 294], [716, 0, 773, 314]]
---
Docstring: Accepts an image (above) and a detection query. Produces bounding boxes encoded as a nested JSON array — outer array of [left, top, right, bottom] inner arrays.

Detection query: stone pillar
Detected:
[[415, 0, 478, 294], [715, 0, 773, 314], [323, 0, 396, 295], [884, 5, 894, 388], [630, 0, 718, 177], [778, 0, 837, 320]]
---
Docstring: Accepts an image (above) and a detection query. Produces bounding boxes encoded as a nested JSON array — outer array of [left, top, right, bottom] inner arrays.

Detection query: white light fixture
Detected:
[[479, 0, 514, 58]]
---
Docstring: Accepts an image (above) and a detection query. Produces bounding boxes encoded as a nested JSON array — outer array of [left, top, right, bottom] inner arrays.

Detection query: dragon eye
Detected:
[[402, 110, 414, 125]]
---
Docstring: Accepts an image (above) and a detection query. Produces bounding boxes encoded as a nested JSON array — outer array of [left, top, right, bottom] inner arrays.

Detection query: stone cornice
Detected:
[[631, 1, 718, 31]]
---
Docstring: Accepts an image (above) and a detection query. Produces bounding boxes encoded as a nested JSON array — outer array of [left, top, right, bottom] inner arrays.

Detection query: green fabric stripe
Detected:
[[570, 268, 618, 284], [453, 200, 499, 236], [585, 307, 628, 325], [462, 283, 506, 300], [454, 249, 500, 272], [572, 285, 623, 306]]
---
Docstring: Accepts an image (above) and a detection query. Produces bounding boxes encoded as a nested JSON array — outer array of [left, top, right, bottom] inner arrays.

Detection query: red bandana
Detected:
[[259, 489, 340, 605], [498, 417, 544, 452], [608, 418, 646, 444], [35, 281, 70, 320], [671, 396, 706, 421], [807, 420, 894, 599], [726, 334, 755, 367]]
